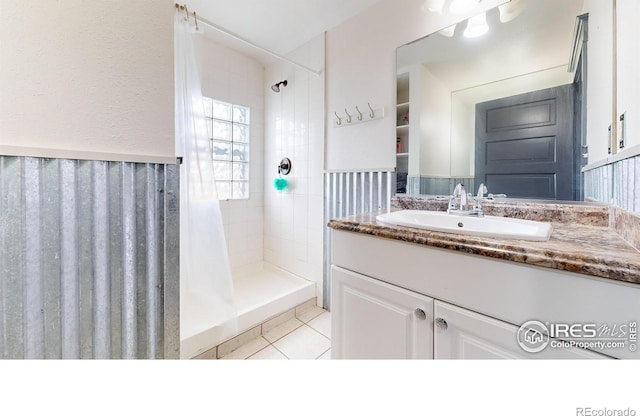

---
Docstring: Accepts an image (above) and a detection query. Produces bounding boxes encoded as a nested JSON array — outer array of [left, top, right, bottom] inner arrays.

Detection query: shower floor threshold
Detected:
[[180, 262, 315, 358], [233, 262, 316, 334]]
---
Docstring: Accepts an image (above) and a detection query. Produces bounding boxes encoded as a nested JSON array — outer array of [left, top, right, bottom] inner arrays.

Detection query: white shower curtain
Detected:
[[175, 13, 237, 341]]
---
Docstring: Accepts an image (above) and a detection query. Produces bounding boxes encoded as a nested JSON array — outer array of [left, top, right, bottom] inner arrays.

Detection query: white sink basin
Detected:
[[376, 210, 552, 241]]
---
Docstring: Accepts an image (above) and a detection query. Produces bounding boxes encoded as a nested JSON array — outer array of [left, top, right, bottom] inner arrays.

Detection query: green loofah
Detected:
[[274, 177, 288, 191]]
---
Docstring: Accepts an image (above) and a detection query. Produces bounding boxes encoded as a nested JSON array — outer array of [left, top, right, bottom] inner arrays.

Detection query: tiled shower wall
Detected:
[[193, 35, 265, 271], [264, 35, 325, 305], [583, 153, 640, 213]]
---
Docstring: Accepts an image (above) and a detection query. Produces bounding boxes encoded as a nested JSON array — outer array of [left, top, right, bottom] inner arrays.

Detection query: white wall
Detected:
[[0, 0, 175, 162], [406, 64, 423, 177], [264, 35, 325, 305], [325, 0, 504, 171], [583, 0, 614, 165], [192, 35, 265, 271], [616, 0, 640, 153], [421, 67, 451, 177], [450, 94, 474, 177]]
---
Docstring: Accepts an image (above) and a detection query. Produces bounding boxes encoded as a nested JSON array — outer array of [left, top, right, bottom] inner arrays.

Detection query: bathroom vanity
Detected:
[[329, 199, 640, 359]]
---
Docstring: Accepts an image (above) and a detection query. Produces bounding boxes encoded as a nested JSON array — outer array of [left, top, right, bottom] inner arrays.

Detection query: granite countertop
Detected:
[[328, 204, 640, 286]]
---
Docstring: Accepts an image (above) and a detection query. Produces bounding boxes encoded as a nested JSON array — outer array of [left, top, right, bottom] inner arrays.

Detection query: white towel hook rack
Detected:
[[333, 103, 385, 128]]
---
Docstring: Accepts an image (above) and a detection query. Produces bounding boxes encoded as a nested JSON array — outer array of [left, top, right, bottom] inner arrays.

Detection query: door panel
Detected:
[[434, 301, 609, 359], [486, 174, 556, 199], [331, 266, 433, 359], [486, 136, 556, 164], [476, 85, 574, 200], [486, 99, 556, 132]]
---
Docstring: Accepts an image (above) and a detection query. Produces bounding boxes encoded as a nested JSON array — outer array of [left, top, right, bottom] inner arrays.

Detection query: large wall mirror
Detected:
[[395, 0, 611, 201]]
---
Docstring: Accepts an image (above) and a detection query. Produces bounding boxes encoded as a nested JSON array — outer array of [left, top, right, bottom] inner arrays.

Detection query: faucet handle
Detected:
[[473, 183, 488, 212], [448, 183, 464, 212], [476, 183, 488, 198], [447, 194, 457, 210]]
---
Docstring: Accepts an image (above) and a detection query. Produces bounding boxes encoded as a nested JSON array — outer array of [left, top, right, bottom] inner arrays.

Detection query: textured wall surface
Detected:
[[324, 170, 393, 309], [407, 176, 475, 197], [584, 153, 640, 213], [0, 0, 174, 160], [0, 156, 179, 359]]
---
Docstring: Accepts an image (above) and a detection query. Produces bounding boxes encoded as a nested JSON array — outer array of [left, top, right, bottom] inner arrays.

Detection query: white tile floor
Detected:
[[221, 306, 331, 360]]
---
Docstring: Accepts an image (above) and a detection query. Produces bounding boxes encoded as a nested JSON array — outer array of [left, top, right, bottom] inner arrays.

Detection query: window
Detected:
[[203, 97, 250, 200]]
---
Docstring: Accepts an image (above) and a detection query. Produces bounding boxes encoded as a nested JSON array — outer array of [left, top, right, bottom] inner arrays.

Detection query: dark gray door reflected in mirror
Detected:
[[475, 85, 575, 200]]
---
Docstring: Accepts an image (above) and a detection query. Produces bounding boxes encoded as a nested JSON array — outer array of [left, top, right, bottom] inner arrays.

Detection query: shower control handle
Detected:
[[278, 157, 292, 175]]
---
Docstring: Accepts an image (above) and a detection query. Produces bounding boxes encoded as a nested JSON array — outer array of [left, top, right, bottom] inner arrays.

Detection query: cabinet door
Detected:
[[434, 301, 609, 359], [331, 266, 433, 359]]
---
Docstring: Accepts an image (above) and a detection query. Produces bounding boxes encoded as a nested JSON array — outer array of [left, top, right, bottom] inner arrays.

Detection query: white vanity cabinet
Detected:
[[331, 230, 640, 359], [433, 301, 606, 359], [331, 265, 608, 359], [331, 267, 433, 359]]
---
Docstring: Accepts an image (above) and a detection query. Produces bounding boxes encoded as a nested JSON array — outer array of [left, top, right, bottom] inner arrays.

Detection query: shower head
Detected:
[[271, 80, 288, 93]]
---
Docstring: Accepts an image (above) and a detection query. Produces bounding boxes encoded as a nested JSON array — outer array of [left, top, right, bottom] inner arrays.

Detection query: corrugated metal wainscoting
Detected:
[[0, 156, 179, 359], [323, 171, 394, 310]]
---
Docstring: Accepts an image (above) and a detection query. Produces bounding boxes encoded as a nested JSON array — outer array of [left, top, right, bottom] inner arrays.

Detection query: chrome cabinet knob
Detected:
[[435, 317, 448, 330], [414, 308, 427, 320]]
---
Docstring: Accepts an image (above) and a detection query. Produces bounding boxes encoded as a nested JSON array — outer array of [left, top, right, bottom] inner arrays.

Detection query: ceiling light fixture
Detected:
[[463, 12, 489, 38], [499, 0, 528, 23], [450, 0, 479, 14]]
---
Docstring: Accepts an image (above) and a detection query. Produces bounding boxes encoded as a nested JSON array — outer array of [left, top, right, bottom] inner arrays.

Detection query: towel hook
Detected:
[[355, 106, 363, 121], [345, 108, 352, 123], [192, 11, 199, 31], [367, 102, 375, 119], [334, 111, 342, 126]]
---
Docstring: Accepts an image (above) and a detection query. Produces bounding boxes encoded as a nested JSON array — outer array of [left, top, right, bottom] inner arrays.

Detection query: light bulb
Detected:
[[464, 12, 489, 38], [499, 0, 528, 23], [450, 0, 479, 14]]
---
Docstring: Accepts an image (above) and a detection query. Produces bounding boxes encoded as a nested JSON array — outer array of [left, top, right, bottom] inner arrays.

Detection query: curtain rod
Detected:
[[175, 3, 322, 77]]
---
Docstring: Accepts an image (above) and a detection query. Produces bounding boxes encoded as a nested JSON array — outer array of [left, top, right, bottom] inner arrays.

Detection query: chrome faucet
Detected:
[[472, 183, 488, 216], [448, 183, 468, 213]]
